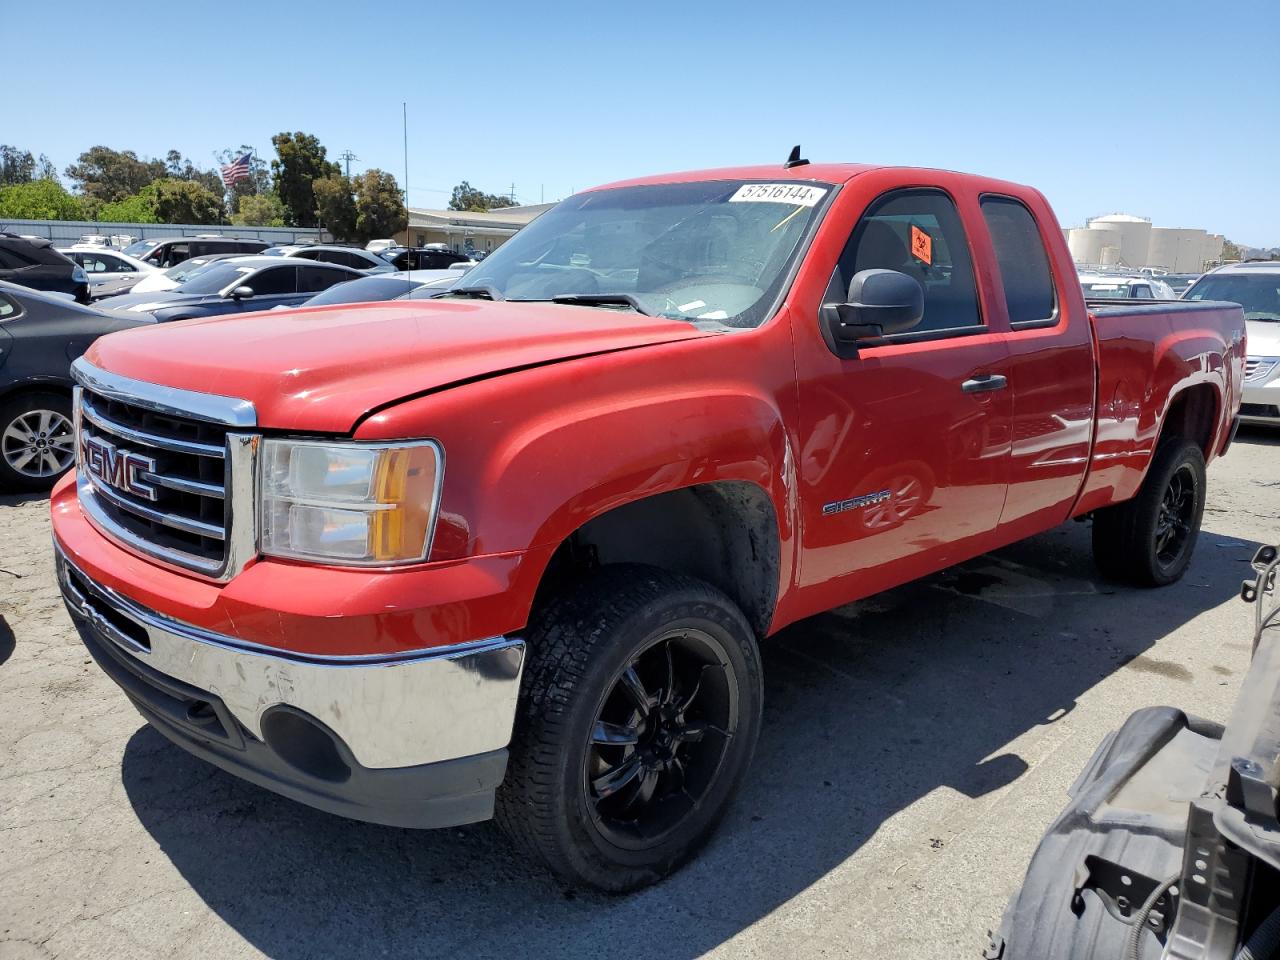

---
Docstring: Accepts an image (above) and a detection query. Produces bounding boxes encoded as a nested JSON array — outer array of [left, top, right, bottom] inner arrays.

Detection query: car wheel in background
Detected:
[[0, 392, 76, 492]]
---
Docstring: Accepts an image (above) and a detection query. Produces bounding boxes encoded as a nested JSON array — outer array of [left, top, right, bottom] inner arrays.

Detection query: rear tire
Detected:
[[0, 392, 75, 492], [1092, 438, 1206, 587], [496, 564, 763, 892]]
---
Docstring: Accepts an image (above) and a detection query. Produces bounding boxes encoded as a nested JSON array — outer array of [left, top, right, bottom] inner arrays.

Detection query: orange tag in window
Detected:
[[910, 225, 933, 265]]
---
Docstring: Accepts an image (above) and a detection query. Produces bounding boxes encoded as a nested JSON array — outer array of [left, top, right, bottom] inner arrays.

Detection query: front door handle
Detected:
[[961, 374, 1008, 394]]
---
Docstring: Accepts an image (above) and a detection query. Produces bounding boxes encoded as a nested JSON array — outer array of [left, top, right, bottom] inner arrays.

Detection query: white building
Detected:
[[1066, 213, 1224, 272], [395, 203, 554, 257]]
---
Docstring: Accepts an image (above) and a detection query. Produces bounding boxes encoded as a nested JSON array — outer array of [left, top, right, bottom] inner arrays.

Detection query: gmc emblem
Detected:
[[80, 434, 158, 501]]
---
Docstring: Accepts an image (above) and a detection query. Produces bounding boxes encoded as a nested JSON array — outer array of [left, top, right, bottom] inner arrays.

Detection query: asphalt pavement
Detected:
[[2, 428, 1277, 960]]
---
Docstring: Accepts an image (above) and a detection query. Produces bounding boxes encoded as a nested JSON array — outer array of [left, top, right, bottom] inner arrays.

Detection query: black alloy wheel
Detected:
[[1154, 463, 1198, 572], [585, 628, 737, 849]]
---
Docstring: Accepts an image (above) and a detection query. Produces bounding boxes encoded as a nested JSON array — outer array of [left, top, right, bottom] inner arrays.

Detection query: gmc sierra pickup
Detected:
[[51, 160, 1246, 891]]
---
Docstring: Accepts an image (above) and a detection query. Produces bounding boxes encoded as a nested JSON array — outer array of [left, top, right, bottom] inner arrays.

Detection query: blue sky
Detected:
[[5, 0, 1277, 245]]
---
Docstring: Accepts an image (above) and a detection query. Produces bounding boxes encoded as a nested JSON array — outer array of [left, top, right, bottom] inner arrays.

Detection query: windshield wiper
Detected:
[[546, 293, 653, 316], [442, 284, 504, 301]]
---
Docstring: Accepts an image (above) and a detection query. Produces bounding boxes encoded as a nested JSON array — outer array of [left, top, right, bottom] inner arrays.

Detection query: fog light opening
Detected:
[[260, 708, 352, 783]]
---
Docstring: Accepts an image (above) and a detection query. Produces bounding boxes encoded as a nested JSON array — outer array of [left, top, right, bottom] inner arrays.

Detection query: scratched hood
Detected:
[[85, 298, 714, 432]]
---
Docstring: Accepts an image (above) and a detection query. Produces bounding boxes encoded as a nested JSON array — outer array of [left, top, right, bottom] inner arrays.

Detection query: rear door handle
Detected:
[[961, 374, 1008, 394]]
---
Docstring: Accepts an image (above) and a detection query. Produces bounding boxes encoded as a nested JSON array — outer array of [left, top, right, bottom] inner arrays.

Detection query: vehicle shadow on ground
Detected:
[[119, 521, 1259, 960], [1236, 426, 1280, 447], [0, 490, 54, 508]]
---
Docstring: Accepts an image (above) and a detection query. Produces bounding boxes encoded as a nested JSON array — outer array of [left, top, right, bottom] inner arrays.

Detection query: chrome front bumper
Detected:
[[55, 549, 525, 770]]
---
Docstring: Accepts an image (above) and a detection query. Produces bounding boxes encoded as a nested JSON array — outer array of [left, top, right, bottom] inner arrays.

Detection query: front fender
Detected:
[[354, 331, 800, 587]]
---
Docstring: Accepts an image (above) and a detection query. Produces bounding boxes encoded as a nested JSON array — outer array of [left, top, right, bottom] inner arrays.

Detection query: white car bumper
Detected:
[[1242, 356, 1280, 425]]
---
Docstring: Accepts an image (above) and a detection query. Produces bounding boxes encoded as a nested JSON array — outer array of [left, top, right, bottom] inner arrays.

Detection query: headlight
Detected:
[[260, 439, 443, 565]]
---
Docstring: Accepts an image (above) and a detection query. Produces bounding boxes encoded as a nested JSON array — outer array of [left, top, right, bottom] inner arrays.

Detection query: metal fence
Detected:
[[0, 218, 331, 248]]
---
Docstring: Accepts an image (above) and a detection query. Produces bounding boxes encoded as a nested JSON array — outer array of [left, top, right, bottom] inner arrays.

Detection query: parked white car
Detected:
[[108, 253, 242, 297], [1079, 271, 1178, 300], [57, 245, 161, 290], [1184, 262, 1280, 427]]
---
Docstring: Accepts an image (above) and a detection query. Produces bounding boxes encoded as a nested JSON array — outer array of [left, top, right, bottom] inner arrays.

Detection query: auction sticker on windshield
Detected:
[[729, 183, 827, 206]]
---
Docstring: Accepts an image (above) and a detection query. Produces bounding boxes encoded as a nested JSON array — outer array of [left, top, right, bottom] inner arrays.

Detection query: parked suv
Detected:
[[0, 233, 89, 303], [1185, 261, 1280, 426], [384, 246, 474, 271], [136, 236, 269, 269]]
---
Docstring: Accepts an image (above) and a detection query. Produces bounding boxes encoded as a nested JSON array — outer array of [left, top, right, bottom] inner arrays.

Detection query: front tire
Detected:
[[1092, 438, 1206, 587], [496, 564, 763, 892]]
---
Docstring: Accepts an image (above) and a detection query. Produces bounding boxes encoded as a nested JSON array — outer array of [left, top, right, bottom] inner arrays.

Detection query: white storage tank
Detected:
[[1087, 214, 1152, 269], [1068, 227, 1122, 266], [1148, 228, 1212, 272]]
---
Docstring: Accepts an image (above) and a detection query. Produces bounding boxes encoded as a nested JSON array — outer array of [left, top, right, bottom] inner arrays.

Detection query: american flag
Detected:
[[220, 152, 252, 187]]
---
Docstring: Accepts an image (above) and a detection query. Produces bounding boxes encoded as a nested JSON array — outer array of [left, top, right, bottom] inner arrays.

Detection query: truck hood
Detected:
[[1247, 318, 1280, 357], [86, 299, 716, 432]]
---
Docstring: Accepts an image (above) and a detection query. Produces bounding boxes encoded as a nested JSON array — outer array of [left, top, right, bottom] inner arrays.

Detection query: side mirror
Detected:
[[231, 285, 254, 300], [821, 269, 924, 353]]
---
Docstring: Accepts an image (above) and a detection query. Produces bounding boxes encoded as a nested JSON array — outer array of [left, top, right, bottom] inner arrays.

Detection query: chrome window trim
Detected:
[[57, 548, 525, 769], [71, 357, 257, 428]]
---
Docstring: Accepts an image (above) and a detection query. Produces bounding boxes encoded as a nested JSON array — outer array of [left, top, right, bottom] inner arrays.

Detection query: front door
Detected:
[[794, 187, 1013, 608]]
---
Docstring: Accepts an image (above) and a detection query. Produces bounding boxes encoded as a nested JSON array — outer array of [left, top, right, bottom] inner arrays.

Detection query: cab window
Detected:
[[980, 196, 1056, 325], [828, 188, 982, 336]]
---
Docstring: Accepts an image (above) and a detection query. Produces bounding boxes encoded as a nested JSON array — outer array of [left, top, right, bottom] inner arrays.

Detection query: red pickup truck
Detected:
[[51, 160, 1246, 891]]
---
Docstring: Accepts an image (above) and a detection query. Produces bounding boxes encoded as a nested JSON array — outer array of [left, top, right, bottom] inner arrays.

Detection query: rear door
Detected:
[[793, 183, 1013, 602], [298, 265, 355, 296], [233, 265, 301, 311], [978, 194, 1095, 539]]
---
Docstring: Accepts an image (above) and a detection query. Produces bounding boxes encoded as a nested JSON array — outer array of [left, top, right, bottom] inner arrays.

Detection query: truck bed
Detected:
[[1072, 299, 1246, 517]]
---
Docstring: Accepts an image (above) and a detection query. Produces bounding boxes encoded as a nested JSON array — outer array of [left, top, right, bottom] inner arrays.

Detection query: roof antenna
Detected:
[[784, 145, 809, 169]]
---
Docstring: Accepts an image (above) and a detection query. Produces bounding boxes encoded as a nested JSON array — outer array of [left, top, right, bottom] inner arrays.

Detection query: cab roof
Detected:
[[586, 162, 1043, 200], [591, 163, 880, 192]]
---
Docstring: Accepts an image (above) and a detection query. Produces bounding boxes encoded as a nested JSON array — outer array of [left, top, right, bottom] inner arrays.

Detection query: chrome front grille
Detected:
[[71, 359, 259, 581], [1246, 358, 1278, 383]]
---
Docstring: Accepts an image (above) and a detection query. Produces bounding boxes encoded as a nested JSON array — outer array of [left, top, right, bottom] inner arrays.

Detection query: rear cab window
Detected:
[[980, 196, 1057, 327]]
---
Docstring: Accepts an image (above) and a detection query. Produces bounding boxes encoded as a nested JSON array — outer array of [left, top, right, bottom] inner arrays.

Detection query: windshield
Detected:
[[122, 239, 159, 257], [164, 258, 208, 280], [304, 275, 423, 306], [1081, 281, 1136, 299], [456, 179, 832, 326], [175, 263, 256, 295], [1184, 273, 1280, 320]]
